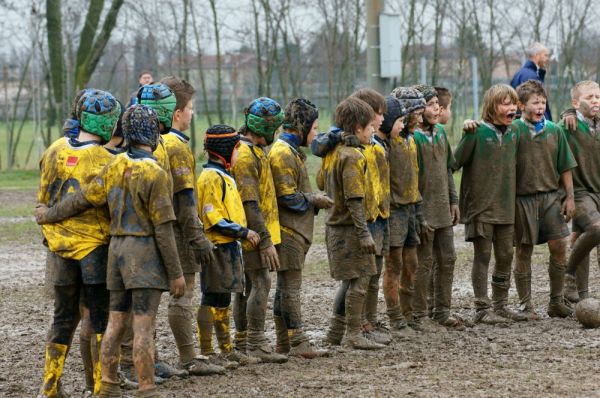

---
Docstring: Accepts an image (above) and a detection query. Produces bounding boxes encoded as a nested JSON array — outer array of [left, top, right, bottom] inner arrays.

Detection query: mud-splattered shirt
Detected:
[[454, 122, 518, 224], [268, 137, 314, 244], [559, 118, 600, 193], [414, 124, 455, 229], [389, 133, 421, 207], [514, 118, 577, 195], [162, 129, 196, 194], [372, 136, 391, 219], [363, 143, 383, 222], [154, 136, 173, 189], [83, 149, 176, 236], [323, 142, 369, 226], [38, 138, 112, 260], [231, 139, 281, 250], [197, 164, 247, 245]]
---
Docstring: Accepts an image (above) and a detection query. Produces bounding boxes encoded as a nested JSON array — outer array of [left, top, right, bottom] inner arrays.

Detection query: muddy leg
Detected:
[[547, 237, 573, 318], [168, 273, 197, 365]]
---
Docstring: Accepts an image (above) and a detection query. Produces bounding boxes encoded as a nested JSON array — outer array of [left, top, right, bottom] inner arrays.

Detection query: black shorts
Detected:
[[51, 245, 108, 286], [388, 205, 419, 248]]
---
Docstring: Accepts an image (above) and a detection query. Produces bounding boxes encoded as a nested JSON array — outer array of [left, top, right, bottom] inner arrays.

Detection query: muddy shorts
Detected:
[[107, 236, 169, 291], [242, 249, 267, 271], [200, 241, 244, 293], [326, 224, 377, 281], [277, 230, 310, 271], [388, 204, 420, 248], [515, 191, 569, 245], [368, 217, 390, 256], [52, 245, 108, 286], [465, 222, 514, 242], [573, 191, 600, 232], [109, 288, 162, 315]]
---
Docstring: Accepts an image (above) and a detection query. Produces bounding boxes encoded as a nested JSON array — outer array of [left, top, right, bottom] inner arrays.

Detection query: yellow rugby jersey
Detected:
[[231, 140, 281, 250], [83, 151, 176, 236], [268, 139, 314, 244], [39, 139, 112, 260], [154, 137, 173, 189], [197, 166, 247, 245], [389, 134, 421, 206], [372, 138, 390, 218], [362, 144, 382, 222], [162, 130, 196, 194]]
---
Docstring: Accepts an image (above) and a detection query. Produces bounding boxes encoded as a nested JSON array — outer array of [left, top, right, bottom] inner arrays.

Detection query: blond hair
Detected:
[[481, 84, 518, 122], [571, 80, 600, 100]]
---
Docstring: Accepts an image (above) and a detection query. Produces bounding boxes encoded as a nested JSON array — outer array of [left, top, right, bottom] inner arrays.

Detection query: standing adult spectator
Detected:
[[510, 42, 552, 120]]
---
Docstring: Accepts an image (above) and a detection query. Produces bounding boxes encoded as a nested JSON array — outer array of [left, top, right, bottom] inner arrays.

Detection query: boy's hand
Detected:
[[418, 221, 435, 244], [34, 203, 49, 224], [359, 234, 376, 254], [260, 245, 280, 271], [311, 194, 334, 209], [450, 204, 460, 226], [463, 119, 480, 133], [564, 114, 577, 132], [170, 275, 186, 298], [561, 197, 576, 222], [246, 230, 260, 248], [194, 239, 216, 267]]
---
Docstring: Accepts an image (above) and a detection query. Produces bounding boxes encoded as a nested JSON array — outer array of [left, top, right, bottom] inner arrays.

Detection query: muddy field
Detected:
[[2, 188, 600, 397]]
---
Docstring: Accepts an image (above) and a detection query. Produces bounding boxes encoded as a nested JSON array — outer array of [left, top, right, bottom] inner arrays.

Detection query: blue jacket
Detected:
[[510, 60, 552, 121]]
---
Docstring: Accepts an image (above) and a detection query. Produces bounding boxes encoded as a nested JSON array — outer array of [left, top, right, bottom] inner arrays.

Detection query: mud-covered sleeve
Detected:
[[148, 169, 177, 227], [173, 189, 210, 247], [341, 149, 366, 200], [243, 200, 271, 248], [453, 131, 477, 170], [270, 147, 311, 212], [154, 221, 184, 280], [167, 142, 196, 194], [82, 166, 110, 208], [42, 191, 94, 223], [231, 148, 261, 202], [346, 198, 371, 239], [448, 168, 458, 205], [556, 128, 578, 173]]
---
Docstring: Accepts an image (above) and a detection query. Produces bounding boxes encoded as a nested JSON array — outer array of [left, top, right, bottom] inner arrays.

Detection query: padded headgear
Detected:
[[380, 96, 408, 136], [244, 97, 284, 145], [390, 87, 426, 114], [283, 98, 319, 146], [76, 90, 121, 142], [137, 83, 177, 131], [204, 124, 241, 169], [122, 104, 160, 151], [412, 84, 438, 102]]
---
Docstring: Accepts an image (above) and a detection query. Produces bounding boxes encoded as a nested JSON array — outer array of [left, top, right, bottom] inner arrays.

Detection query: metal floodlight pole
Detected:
[[366, 0, 386, 94]]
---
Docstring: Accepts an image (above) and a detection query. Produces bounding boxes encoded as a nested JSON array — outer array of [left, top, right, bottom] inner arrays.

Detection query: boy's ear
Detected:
[[517, 101, 526, 112], [173, 108, 182, 121], [572, 98, 579, 109]]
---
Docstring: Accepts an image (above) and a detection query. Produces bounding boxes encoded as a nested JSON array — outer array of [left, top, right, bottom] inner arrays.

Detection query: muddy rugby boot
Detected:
[[224, 348, 261, 366], [181, 356, 227, 375], [494, 306, 528, 322], [154, 361, 188, 379], [136, 387, 161, 398], [408, 316, 447, 333], [362, 323, 392, 345], [38, 343, 69, 398], [516, 304, 540, 321], [473, 309, 511, 325], [288, 329, 329, 358], [247, 345, 288, 363]]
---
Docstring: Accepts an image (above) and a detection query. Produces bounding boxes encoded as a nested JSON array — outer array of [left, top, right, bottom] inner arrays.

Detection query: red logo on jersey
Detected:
[[66, 156, 79, 166]]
